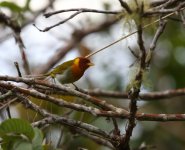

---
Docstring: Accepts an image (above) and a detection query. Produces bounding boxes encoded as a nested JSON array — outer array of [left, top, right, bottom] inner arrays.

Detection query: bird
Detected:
[[43, 57, 94, 84]]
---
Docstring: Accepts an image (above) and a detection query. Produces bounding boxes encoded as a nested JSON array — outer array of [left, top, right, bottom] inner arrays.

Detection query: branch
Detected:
[[151, 0, 182, 9], [137, 113, 185, 121], [0, 91, 13, 100], [44, 8, 121, 18], [0, 75, 129, 115], [17, 92, 185, 122], [1, 77, 185, 122], [0, 98, 17, 111], [145, 19, 167, 66], [150, 0, 168, 7], [33, 117, 114, 149], [122, 4, 146, 149], [0, 12, 30, 74], [150, 20, 167, 50], [34, 11, 83, 32], [33, 116, 112, 140], [144, 1, 185, 16], [71, 127, 114, 149], [18, 94, 114, 148], [2, 75, 185, 101], [35, 8, 121, 32], [81, 88, 185, 100], [118, 0, 132, 14], [20, 94, 111, 139]]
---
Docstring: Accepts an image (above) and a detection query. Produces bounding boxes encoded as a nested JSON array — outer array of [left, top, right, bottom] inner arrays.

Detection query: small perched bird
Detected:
[[44, 57, 94, 84]]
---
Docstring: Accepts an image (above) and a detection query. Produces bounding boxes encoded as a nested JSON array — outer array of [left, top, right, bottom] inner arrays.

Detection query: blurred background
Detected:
[[0, 0, 185, 150]]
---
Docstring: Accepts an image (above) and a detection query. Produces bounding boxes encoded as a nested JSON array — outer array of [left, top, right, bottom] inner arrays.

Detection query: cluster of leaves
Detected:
[[0, 118, 44, 150]]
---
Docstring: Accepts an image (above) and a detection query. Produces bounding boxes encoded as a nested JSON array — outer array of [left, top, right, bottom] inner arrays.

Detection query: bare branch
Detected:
[[34, 11, 83, 32], [18, 94, 114, 148], [0, 75, 129, 115], [150, 0, 168, 7], [82, 88, 185, 100], [14, 62, 22, 77], [180, 11, 185, 26], [0, 91, 13, 100], [144, 2, 185, 16], [0, 12, 31, 74], [44, 8, 121, 18], [118, 0, 132, 14], [35, 7, 121, 32], [146, 18, 167, 66], [150, 19, 167, 51], [137, 113, 185, 121], [33, 117, 114, 149], [72, 127, 114, 149], [122, 4, 147, 149]]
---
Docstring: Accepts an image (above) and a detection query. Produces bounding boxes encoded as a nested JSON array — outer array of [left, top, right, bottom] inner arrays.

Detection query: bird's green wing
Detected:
[[47, 60, 74, 77]]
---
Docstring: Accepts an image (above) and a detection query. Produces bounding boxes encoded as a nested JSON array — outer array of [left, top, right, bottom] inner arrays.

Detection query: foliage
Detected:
[[0, 0, 30, 13], [0, 119, 44, 150]]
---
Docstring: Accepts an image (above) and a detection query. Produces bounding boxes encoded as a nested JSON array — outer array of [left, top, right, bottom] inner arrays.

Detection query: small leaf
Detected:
[[0, 1, 23, 12], [0, 118, 34, 141]]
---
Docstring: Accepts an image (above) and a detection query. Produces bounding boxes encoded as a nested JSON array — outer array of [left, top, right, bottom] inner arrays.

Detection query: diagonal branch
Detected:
[[0, 76, 129, 115], [118, 0, 132, 14], [34, 11, 83, 32], [44, 8, 121, 18]]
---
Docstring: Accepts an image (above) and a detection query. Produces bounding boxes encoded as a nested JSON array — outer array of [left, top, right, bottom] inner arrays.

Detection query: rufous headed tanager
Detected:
[[43, 57, 94, 84]]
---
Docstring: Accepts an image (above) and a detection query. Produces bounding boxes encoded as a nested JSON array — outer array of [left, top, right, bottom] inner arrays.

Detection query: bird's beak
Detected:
[[88, 62, 94, 66]]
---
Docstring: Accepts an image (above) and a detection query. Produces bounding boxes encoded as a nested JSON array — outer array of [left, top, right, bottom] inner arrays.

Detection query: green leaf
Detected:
[[0, 1, 23, 12], [12, 139, 32, 150], [32, 128, 44, 150], [0, 118, 34, 141]]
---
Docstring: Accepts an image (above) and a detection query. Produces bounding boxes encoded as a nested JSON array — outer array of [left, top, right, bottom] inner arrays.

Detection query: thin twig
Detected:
[[146, 18, 167, 66], [128, 46, 139, 58], [14, 62, 22, 77], [180, 11, 185, 26], [144, 1, 185, 16], [32, 116, 112, 140], [44, 8, 121, 18], [150, 19, 167, 51], [118, 0, 132, 14], [34, 11, 83, 32], [0, 91, 13, 100]]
